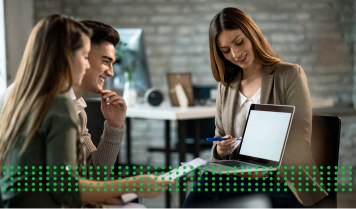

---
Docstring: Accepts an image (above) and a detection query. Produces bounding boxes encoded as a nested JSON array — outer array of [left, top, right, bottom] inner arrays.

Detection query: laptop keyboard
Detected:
[[212, 160, 263, 168]]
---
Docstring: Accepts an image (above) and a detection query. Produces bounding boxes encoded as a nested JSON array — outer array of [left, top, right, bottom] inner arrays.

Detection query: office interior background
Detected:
[[1, 0, 355, 207]]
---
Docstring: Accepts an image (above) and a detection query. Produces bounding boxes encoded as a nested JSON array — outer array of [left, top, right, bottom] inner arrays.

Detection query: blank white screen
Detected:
[[239, 110, 291, 161]]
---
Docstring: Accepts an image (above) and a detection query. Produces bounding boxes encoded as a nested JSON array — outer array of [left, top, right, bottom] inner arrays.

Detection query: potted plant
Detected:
[[115, 41, 137, 106]]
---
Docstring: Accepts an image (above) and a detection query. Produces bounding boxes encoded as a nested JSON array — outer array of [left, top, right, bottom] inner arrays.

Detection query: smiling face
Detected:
[[217, 29, 259, 70], [80, 41, 116, 93], [72, 35, 91, 86]]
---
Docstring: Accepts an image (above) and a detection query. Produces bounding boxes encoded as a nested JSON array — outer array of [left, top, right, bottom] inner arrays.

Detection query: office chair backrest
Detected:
[[185, 118, 216, 139], [311, 115, 341, 208], [185, 86, 217, 146], [85, 100, 105, 147]]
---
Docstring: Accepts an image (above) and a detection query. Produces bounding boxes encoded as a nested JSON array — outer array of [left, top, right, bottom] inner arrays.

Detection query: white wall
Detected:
[[0, 0, 6, 94], [4, 0, 33, 86]]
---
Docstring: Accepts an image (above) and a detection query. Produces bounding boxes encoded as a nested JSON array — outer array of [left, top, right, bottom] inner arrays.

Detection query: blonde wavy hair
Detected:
[[209, 7, 282, 86], [0, 14, 92, 171]]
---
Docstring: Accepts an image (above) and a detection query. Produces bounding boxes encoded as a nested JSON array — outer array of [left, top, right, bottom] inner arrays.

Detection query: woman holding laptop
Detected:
[[0, 14, 172, 207], [183, 7, 327, 208]]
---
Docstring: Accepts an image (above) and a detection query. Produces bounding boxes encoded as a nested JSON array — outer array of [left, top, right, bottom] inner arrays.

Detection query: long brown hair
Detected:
[[209, 7, 282, 86], [0, 14, 92, 170]]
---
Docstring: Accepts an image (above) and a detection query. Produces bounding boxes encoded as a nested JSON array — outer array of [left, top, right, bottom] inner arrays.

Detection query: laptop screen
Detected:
[[239, 110, 292, 162]]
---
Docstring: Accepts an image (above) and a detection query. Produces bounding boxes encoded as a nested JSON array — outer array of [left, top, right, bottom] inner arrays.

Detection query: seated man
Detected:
[[0, 20, 125, 181]]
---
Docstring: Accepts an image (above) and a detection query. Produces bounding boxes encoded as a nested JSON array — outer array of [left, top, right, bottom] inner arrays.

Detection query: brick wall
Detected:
[[34, 0, 355, 106], [33, 0, 356, 186]]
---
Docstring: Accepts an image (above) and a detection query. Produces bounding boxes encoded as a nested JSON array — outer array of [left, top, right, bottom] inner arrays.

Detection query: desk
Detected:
[[125, 104, 216, 208]]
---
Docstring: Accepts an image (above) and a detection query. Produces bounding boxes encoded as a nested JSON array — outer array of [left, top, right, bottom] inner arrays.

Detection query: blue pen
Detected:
[[206, 137, 242, 141]]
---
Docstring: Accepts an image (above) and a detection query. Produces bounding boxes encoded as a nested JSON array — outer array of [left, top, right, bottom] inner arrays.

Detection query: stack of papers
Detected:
[[121, 158, 208, 204]]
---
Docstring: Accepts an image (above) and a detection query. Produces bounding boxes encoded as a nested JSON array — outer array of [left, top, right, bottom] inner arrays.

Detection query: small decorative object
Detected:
[[144, 87, 164, 106], [167, 73, 194, 107], [174, 83, 188, 108]]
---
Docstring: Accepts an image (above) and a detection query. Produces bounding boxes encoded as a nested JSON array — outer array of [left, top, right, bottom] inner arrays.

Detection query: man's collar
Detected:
[[77, 97, 87, 109], [67, 87, 87, 114]]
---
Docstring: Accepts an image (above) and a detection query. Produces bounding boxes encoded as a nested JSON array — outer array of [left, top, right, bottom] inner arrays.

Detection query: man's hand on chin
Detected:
[[100, 89, 127, 129]]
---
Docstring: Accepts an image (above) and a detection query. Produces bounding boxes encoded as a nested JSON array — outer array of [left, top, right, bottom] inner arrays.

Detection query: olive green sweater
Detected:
[[0, 94, 82, 208], [0, 84, 126, 181]]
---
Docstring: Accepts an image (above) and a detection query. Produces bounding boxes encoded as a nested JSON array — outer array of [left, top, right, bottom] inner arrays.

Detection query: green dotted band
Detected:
[[0, 165, 352, 192]]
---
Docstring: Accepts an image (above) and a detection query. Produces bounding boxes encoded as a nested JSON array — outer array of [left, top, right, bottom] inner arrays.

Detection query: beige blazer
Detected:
[[210, 62, 328, 206]]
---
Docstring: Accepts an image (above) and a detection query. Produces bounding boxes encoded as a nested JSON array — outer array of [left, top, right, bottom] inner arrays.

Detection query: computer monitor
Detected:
[[113, 28, 151, 93]]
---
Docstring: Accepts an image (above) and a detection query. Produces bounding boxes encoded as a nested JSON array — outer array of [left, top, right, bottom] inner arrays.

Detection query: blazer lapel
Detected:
[[261, 64, 275, 104], [228, 70, 242, 138]]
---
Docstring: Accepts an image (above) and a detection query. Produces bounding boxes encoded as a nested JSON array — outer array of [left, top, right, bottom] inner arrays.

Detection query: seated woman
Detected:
[[0, 14, 173, 208], [183, 7, 328, 208]]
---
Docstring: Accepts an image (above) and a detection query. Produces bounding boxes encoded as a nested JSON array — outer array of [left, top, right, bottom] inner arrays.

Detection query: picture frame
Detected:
[[167, 73, 194, 106]]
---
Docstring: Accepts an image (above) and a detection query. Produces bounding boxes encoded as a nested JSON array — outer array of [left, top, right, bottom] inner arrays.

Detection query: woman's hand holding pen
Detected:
[[216, 134, 241, 158]]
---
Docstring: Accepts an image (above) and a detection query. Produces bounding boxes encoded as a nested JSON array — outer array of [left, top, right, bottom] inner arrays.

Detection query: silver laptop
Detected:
[[204, 104, 295, 174]]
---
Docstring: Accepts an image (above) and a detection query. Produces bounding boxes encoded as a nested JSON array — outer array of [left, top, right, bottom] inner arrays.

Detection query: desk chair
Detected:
[[0, 193, 3, 208], [146, 118, 215, 165], [311, 115, 341, 208], [84, 99, 105, 147]]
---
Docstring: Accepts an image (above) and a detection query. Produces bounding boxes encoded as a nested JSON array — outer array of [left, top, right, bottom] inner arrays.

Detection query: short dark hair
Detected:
[[81, 20, 120, 47]]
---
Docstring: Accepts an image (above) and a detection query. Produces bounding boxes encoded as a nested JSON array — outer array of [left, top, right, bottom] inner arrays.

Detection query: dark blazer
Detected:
[[210, 62, 328, 206]]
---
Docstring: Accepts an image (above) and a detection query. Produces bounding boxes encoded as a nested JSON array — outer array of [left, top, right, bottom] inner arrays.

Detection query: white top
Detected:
[[235, 88, 261, 137], [0, 83, 85, 115]]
